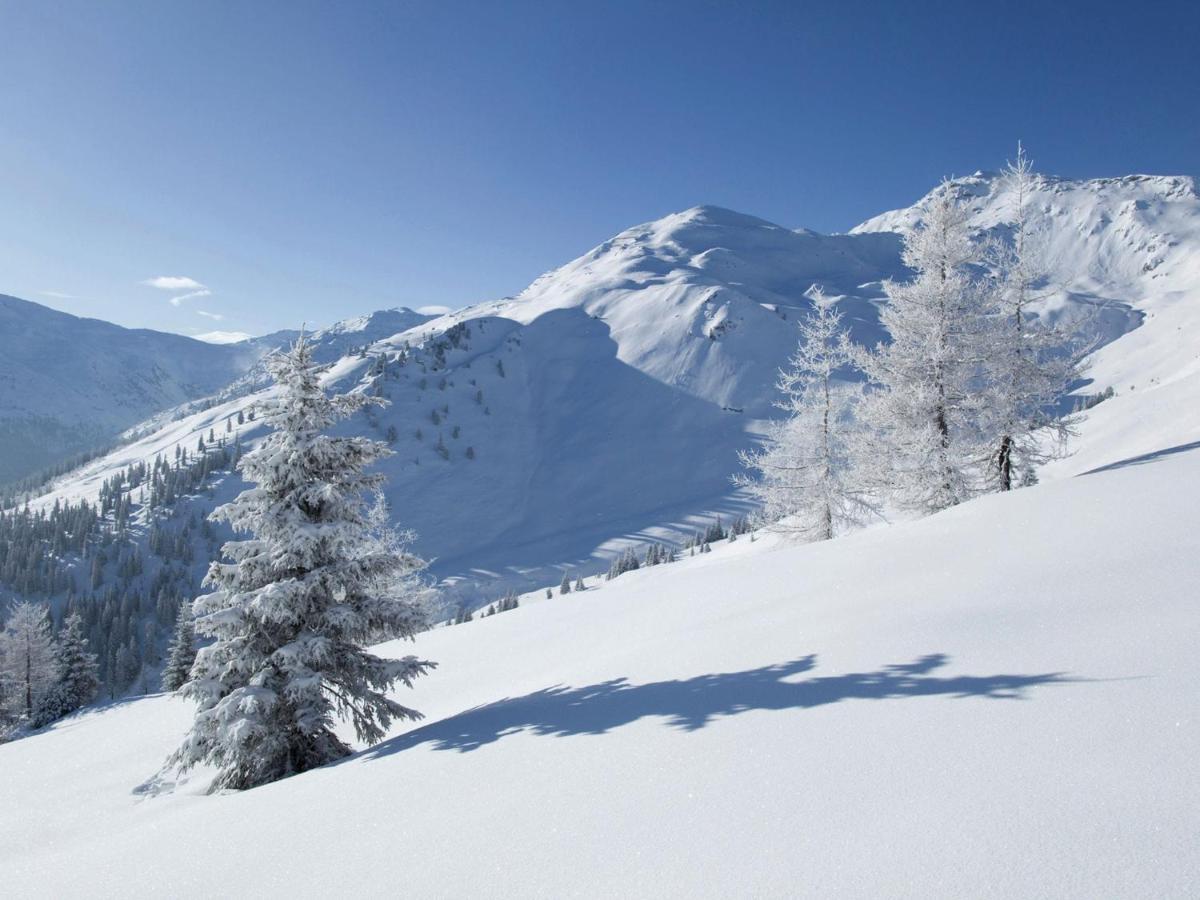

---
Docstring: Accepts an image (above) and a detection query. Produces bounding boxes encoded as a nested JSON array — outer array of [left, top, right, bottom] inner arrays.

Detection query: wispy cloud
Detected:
[[196, 309, 224, 321], [143, 275, 205, 291], [416, 305, 453, 315], [169, 288, 212, 307], [39, 290, 76, 300], [142, 275, 212, 307]]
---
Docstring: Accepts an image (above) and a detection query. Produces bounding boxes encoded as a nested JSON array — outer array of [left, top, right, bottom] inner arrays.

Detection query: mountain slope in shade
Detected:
[[2, 425, 1197, 898], [0, 295, 264, 484]]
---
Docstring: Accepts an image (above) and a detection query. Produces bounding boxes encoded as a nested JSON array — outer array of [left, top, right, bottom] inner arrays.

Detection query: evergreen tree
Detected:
[[559, 573, 571, 595], [167, 337, 435, 791], [33, 613, 99, 726], [574, 575, 585, 592], [857, 186, 991, 514], [0, 601, 60, 720], [161, 601, 197, 691], [981, 144, 1085, 490], [737, 289, 875, 540]]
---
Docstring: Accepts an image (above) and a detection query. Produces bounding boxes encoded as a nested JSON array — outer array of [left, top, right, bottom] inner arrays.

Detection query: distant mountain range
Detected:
[[0, 296, 262, 485]]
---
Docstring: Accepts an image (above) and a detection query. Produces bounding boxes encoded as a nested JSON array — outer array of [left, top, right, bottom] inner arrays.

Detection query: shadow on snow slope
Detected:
[[360, 653, 1075, 756], [1080, 438, 1200, 476]]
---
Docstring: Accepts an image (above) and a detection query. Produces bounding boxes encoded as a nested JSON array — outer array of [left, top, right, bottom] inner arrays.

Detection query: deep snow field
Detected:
[[3, 427, 1197, 898]]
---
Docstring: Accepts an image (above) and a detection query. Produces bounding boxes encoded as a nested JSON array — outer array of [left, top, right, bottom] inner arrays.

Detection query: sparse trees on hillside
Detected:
[[856, 186, 991, 514], [167, 336, 436, 792], [736, 288, 874, 540]]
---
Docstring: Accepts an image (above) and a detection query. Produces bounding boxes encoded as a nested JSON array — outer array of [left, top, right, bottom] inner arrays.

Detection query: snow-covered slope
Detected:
[[0, 295, 263, 484], [241, 307, 436, 364], [3, 432, 1197, 898], [18, 173, 1200, 600], [857, 173, 1200, 476]]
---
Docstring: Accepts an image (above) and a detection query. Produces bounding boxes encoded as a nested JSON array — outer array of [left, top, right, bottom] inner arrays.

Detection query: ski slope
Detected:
[[3, 431, 1197, 898]]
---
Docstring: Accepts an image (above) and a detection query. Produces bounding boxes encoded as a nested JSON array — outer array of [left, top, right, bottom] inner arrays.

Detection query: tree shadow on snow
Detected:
[[361, 653, 1075, 757], [1081, 439, 1200, 476]]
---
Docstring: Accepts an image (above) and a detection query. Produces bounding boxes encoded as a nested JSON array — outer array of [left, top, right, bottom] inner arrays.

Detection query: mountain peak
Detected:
[[657, 204, 790, 233]]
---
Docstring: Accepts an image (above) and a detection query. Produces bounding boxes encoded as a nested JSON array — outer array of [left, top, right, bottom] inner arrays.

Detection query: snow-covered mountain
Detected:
[[0, 296, 262, 485], [18, 171, 1200, 601], [857, 172, 1200, 477], [241, 307, 436, 365], [4, 414, 1197, 897], [0, 301, 438, 491], [4, 170, 1200, 894]]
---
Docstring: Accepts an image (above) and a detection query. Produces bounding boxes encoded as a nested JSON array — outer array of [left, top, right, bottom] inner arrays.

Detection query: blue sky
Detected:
[[1, 0, 1197, 338]]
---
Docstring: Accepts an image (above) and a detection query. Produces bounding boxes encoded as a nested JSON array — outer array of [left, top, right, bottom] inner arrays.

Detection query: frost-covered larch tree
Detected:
[[857, 186, 990, 514], [982, 144, 1085, 490], [167, 336, 436, 792], [0, 601, 59, 720], [736, 288, 873, 540], [160, 601, 196, 692]]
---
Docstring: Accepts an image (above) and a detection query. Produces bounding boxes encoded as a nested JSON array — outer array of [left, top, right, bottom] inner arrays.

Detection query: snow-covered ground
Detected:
[[3, 429, 1197, 898]]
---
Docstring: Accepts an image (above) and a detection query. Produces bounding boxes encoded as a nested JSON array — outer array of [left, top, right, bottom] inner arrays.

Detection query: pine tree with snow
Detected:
[[559, 573, 571, 595], [574, 575, 585, 592], [161, 601, 197, 692], [33, 613, 99, 726], [0, 601, 60, 720], [981, 144, 1085, 490], [166, 336, 436, 792], [856, 186, 991, 514], [737, 289, 873, 540]]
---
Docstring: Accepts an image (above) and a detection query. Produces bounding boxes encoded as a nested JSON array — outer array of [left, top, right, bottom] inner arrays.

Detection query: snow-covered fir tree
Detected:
[[856, 186, 991, 514], [33, 613, 99, 726], [981, 144, 1085, 490], [160, 601, 196, 692], [0, 601, 59, 721], [559, 572, 571, 595], [167, 336, 436, 792], [736, 288, 874, 540]]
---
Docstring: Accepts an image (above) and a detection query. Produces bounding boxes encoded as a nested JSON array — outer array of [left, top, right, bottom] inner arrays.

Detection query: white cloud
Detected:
[[168, 288, 212, 307], [415, 305, 453, 316], [143, 275, 205, 291], [194, 330, 253, 344], [39, 290, 75, 299], [196, 309, 224, 321]]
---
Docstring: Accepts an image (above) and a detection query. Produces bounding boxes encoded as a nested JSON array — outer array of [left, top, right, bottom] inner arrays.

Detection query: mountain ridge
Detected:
[[10, 169, 1200, 600]]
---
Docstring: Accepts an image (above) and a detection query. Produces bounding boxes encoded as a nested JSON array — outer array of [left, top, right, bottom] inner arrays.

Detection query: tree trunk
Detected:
[[997, 435, 1013, 492]]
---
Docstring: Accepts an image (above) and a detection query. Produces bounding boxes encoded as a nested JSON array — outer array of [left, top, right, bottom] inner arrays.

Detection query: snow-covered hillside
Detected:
[[0, 295, 263, 485], [857, 173, 1200, 476], [15, 172, 1200, 601], [3, 425, 1197, 898]]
